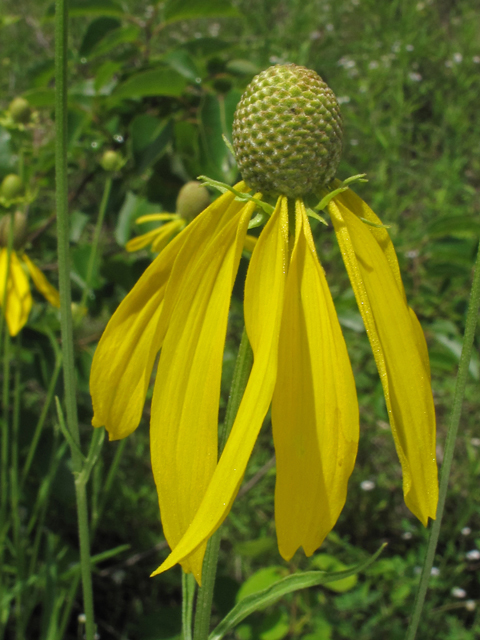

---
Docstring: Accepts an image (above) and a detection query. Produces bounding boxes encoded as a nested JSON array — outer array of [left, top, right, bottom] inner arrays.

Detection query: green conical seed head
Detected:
[[232, 64, 343, 198]]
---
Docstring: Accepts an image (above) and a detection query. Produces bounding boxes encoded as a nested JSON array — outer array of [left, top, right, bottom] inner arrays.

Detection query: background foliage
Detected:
[[1, 0, 480, 638]]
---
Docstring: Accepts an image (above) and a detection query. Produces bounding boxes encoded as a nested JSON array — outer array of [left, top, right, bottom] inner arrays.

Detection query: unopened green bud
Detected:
[[0, 211, 28, 248], [9, 97, 31, 124], [176, 181, 211, 221], [232, 64, 343, 198], [101, 150, 123, 172], [1, 174, 23, 200]]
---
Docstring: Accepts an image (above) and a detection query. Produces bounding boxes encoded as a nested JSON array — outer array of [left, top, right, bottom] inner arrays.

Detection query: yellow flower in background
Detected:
[[126, 181, 257, 255], [90, 64, 438, 584], [0, 211, 60, 336]]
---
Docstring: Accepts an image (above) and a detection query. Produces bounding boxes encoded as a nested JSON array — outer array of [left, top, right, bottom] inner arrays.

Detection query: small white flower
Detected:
[[431, 566, 440, 576], [408, 72, 423, 82], [465, 600, 476, 611], [453, 53, 463, 63], [326, 23, 334, 32], [406, 44, 414, 52], [466, 549, 480, 561], [337, 96, 351, 104], [402, 531, 413, 540], [350, 139, 359, 146], [91, 141, 98, 148], [78, 614, 87, 624], [461, 527, 472, 536], [405, 250, 419, 259], [360, 480, 375, 491], [113, 135, 124, 143], [452, 587, 467, 599], [473, 56, 480, 64], [369, 61, 379, 70], [470, 438, 480, 447]]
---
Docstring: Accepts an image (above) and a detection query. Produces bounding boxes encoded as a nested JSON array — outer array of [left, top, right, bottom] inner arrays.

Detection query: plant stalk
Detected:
[[405, 243, 480, 640], [192, 329, 253, 640], [55, 1, 95, 638]]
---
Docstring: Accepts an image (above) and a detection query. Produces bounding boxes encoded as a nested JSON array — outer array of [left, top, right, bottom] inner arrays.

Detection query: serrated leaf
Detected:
[[79, 16, 120, 57], [164, 0, 239, 24], [112, 67, 187, 99], [209, 546, 385, 640]]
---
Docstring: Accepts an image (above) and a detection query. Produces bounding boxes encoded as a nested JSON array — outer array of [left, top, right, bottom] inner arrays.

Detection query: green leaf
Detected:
[[309, 554, 358, 593], [79, 17, 120, 57], [112, 67, 187, 99], [236, 568, 286, 604], [115, 192, 163, 246], [163, 48, 200, 81], [22, 88, 56, 107], [46, 0, 124, 17], [130, 116, 173, 173], [428, 214, 480, 239], [88, 24, 140, 59], [164, 0, 239, 24], [208, 545, 385, 640], [198, 90, 241, 182]]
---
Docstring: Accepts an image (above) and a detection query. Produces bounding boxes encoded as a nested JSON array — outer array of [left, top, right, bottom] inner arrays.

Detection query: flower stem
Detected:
[[192, 328, 253, 640], [55, 1, 95, 639], [80, 176, 112, 312], [405, 243, 480, 640]]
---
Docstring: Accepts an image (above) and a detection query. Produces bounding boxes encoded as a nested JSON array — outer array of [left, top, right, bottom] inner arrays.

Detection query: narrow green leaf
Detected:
[[77, 428, 105, 487], [164, 0, 239, 24], [55, 397, 85, 463], [208, 545, 386, 640], [112, 67, 187, 99], [359, 217, 391, 229]]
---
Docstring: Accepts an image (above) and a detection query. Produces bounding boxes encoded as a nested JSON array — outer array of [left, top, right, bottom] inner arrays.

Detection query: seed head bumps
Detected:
[[232, 64, 343, 197]]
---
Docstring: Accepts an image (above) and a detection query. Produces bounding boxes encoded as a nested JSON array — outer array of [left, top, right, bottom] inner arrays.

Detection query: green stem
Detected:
[[193, 329, 253, 640], [55, 1, 95, 639], [11, 347, 23, 640], [182, 573, 196, 640], [80, 177, 112, 312], [405, 243, 480, 640]]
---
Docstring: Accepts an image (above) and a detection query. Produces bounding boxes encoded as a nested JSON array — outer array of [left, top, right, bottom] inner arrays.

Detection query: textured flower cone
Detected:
[[233, 64, 343, 197]]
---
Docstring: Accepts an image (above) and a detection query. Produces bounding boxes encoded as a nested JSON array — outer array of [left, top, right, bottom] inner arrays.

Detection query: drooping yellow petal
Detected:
[[21, 253, 60, 308], [335, 188, 431, 377], [135, 213, 178, 224], [243, 234, 257, 253], [150, 219, 185, 253], [150, 200, 255, 580], [0, 249, 32, 337], [328, 197, 438, 525], [151, 196, 289, 583], [125, 228, 166, 252], [272, 200, 359, 560], [90, 187, 247, 441]]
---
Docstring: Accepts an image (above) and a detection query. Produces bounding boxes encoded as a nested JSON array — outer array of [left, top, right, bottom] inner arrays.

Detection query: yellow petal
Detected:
[[328, 197, 438, 524], [21, 253, 60, 308], [135, 213, 178, 224], [151, 196, 289, 582], [90, 186, 247, 441], [0, 249, 32, 337], [272, 200, 359, 560], [150, 200, 255, 580], [336, 188, 432, 378], [243, 234, 257, 253], [150, 219, 185, 253], [125, 228, 165, 252]]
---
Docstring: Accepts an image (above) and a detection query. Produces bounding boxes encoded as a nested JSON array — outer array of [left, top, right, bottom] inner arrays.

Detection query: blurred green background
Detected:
[[1, 0, 480, 638]]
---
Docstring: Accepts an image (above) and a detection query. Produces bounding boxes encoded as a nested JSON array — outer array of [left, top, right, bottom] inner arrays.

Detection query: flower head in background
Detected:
[[90, 64, 438, 584], [0, 211, 60, 336], [125, 181, 211, 254]]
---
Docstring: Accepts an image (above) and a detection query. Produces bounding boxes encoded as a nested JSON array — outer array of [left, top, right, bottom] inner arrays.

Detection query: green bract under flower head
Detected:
[[232, 64, 343, 198]]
